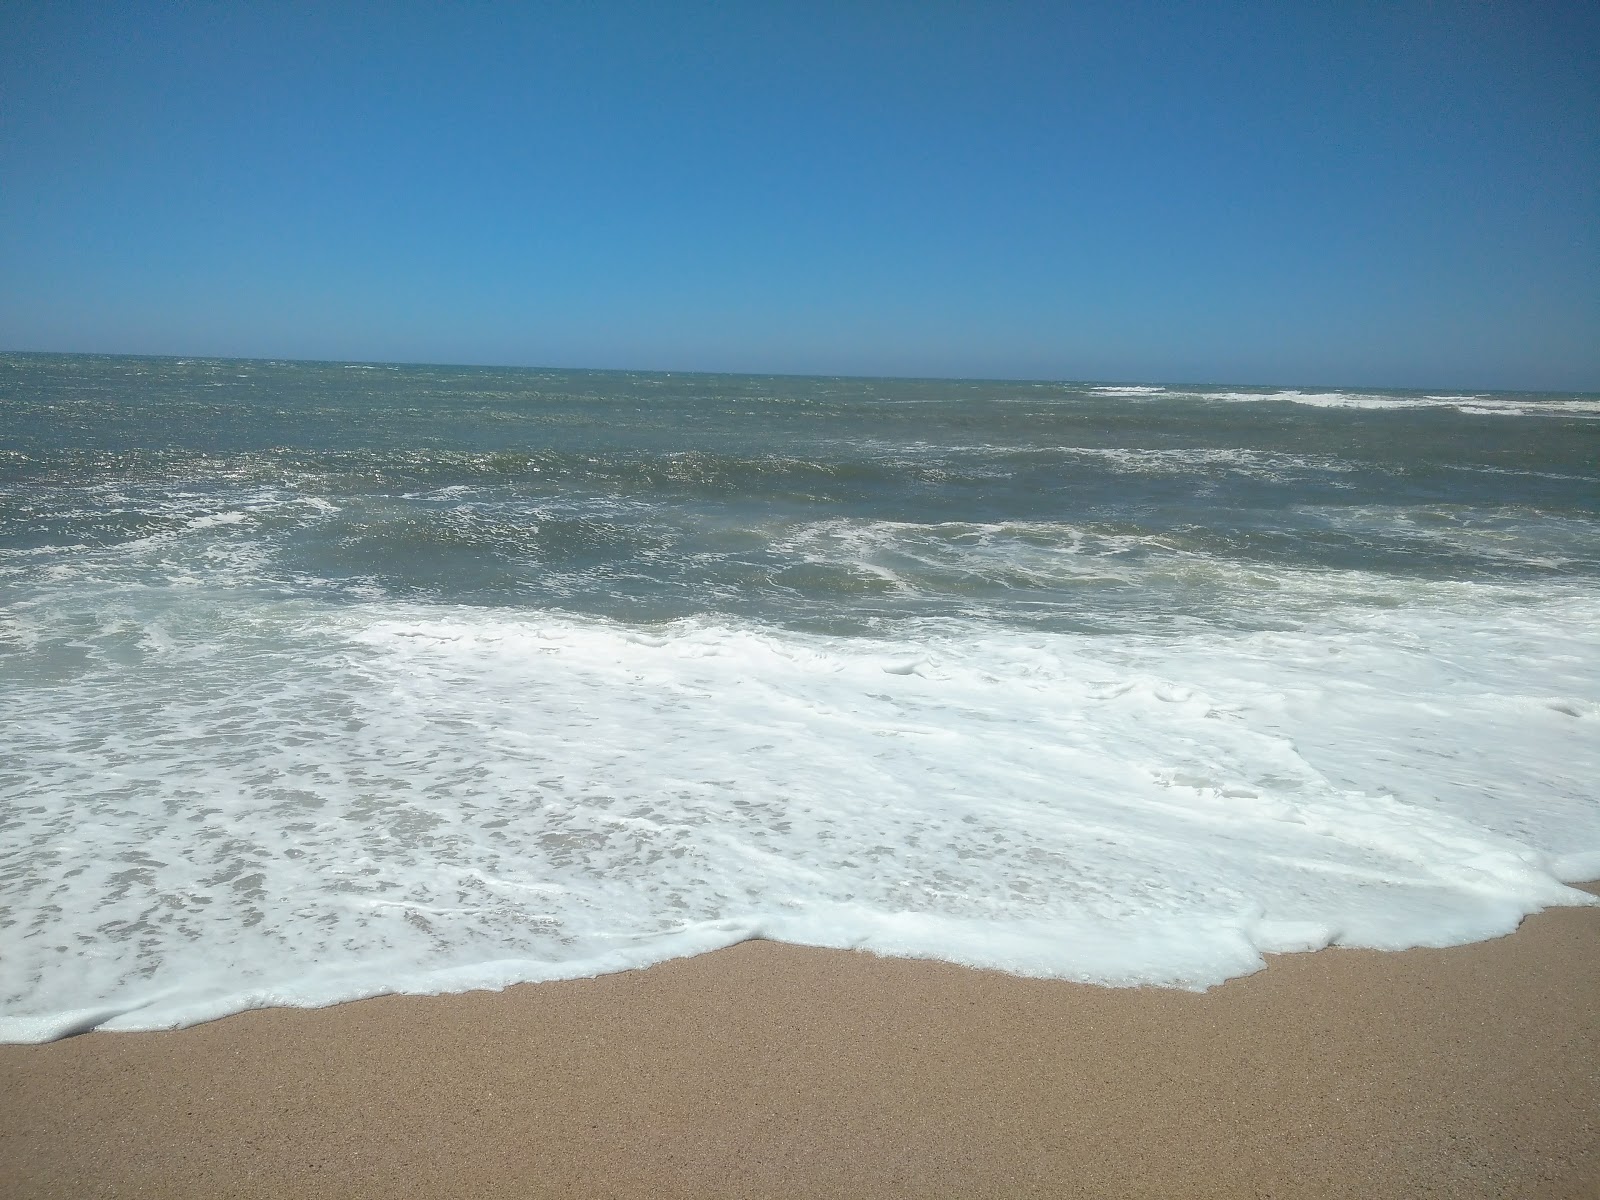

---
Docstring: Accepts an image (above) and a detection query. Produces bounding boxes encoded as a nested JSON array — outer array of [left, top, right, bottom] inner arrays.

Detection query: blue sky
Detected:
[[2, 1, 1596, 388]]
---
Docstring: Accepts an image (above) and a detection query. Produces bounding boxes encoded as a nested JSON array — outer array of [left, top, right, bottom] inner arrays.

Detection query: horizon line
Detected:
[[3, 346, 1595, 398]]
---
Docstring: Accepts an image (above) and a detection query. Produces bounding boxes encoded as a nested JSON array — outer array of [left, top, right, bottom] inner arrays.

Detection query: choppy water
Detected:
[[3, 353, 1597, 1041]]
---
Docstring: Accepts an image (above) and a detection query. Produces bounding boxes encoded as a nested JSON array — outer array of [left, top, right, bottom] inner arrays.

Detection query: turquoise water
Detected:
[[2, 354, 1597, 1040]]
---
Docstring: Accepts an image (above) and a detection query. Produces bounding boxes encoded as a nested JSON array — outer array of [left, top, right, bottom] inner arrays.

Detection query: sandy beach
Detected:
[[7, 4, 1599, 1195], [4, 887, 1597, 1199]]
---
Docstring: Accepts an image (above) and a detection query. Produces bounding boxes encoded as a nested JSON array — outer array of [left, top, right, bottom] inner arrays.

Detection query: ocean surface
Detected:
[[3, 353, 1598, 1042]]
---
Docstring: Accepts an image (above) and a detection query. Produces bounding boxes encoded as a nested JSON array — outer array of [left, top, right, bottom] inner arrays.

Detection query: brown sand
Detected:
[[4, 889, 1597, 1199]]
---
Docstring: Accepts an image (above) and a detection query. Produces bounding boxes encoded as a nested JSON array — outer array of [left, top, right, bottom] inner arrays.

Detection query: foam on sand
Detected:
[[3, 581, 1595, 1042]]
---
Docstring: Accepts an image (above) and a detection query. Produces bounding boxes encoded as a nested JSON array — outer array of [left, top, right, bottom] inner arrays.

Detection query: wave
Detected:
[[1073, 384, 1600, 417], [1198, 390, 1600, 417], [3, 591, 1596, 1040]]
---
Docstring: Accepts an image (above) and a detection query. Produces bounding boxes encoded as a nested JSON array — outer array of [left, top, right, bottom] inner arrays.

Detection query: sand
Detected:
[[3, 888, 1598, 1199]]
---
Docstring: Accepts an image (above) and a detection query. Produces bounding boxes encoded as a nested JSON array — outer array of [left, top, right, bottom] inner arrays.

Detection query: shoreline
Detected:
[[4, 888, 1597, 1199]]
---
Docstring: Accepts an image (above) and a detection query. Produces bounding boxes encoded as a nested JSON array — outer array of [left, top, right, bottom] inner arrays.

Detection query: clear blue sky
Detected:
[[2, 1, 1596, 388]]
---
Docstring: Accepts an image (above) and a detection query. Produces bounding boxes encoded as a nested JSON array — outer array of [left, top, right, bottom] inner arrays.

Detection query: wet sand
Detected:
[[4, 887, 1597, 1199]]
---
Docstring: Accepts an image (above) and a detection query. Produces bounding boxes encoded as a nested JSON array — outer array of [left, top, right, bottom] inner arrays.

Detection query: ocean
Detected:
[[2, 353, 1597, 1042]]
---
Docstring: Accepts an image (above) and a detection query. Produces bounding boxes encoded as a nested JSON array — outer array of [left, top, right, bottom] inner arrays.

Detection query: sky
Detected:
[[2, 1, 1596, 389]]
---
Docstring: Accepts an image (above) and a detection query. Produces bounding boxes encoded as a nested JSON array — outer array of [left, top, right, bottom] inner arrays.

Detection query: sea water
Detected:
[[2, 354, 1597, 1042]]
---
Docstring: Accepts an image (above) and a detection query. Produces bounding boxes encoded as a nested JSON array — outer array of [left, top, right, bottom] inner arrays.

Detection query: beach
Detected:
[[7, 2, 1598, 1191], [4, 359, 1598, 1196], [4, 884, 1596, 1199]]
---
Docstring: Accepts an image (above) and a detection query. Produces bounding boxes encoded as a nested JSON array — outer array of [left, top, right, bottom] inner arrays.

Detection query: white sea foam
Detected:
[[1085, 386, 1585, 415], [1198, 390, 1600, 417], [772, 518, 1162, 596], [1210, 390, 1429, 409], [3, 577, 1596, 1041], [767, 515, 1575, 616], [184, 510, 250, 530], [840, 441, 1364, 482], [1052, 446, 1359, 480]]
